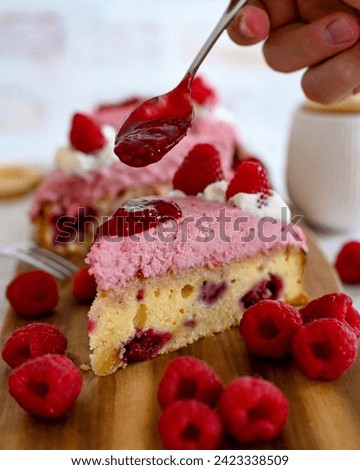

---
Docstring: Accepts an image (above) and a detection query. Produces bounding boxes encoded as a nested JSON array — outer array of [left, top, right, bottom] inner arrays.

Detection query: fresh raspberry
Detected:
[[173, 143, 224, 196], [2, 323, 67, 369], [158, 399, 223, 450], [292, 318, 358, 380], [335, 241, 360, 284], [70, 113, 106, 154], [226, 161, 271, 199], [157, 356, 223, 409], [218, 377, 288, 443], [8, 354, 83, 419], [72, 268, 97, 303], [190, 76, 218, 107], [239, 300, 302, 358], [233, 155, 267, 172], [6, 270, 59, 318], [299, 293, 360, 338]]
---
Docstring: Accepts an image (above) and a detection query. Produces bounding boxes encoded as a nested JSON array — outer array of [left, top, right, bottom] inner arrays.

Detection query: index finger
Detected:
[[259, 0, 297, 26]]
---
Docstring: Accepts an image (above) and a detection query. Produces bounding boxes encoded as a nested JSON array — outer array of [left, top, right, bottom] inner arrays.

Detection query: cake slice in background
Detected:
[[86, 157, 307, 376], [29, 77, 244, 256]]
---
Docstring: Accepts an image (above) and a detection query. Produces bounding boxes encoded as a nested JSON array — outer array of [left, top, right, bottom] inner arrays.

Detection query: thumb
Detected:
[[228, 5, 270, 46]]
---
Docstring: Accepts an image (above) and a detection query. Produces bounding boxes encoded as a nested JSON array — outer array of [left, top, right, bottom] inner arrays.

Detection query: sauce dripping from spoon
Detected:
[[114, 74, 194, 168], [114, 1, 248, 168]]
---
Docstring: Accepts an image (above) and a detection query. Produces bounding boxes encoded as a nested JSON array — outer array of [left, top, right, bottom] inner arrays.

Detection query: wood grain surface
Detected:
[[1, 229, 359, 450]]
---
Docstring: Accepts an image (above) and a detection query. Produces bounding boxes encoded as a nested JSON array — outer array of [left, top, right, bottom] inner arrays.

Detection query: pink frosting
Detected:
[[87, 197, 307, 291], [29, 107, 241, 218]]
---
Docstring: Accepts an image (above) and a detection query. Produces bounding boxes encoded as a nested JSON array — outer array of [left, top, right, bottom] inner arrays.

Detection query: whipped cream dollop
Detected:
[[193, 103, 237, 127], [229, 190, 291, 223], [168, 180, 291, 223], [55, 125, 117, 175]]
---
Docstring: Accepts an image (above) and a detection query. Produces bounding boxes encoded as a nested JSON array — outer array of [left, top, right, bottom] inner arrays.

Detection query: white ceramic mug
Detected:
[[287, 102, 360, 232]]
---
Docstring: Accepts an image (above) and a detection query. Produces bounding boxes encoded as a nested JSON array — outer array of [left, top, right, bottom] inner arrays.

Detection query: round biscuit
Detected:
[[0, 165, 43, 198]]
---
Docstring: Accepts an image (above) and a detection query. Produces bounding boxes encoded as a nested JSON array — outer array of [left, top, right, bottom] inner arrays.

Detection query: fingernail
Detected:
[[325, 18, 356, 45], [239, 16, 256, 39]]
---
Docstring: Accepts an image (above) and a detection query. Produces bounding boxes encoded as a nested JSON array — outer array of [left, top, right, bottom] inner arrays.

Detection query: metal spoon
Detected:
[[114, 0, 248, 168], [188, 0, 248, 76]]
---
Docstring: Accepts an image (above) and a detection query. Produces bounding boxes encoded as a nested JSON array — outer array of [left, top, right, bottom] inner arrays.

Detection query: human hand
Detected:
[[228, 1, 360, 104]]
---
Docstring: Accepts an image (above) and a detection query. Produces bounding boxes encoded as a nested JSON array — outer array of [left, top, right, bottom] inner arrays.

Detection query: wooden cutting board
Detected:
[[1, 229, 360, 451]]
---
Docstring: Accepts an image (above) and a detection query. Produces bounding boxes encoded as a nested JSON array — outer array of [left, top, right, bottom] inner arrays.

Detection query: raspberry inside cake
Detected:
[[87, 194, 307, 376]]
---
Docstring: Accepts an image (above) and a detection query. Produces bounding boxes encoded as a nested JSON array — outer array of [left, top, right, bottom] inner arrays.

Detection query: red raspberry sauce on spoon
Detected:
[[114, 74, 194, 168], [113, 1, 249, 168]]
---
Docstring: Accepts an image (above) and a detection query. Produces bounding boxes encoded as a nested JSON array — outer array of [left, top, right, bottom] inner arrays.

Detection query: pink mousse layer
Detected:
[[29, 106, 241, 218], [87, 197, 307, 291]]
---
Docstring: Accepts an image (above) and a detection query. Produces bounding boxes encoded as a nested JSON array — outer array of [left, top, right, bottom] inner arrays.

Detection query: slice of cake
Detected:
[[86, 158, 307, 376], [29, 77, 243, 255]]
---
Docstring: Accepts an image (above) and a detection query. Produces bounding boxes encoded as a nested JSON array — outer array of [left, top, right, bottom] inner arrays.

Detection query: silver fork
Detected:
[[0, 241, 78, 280]]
